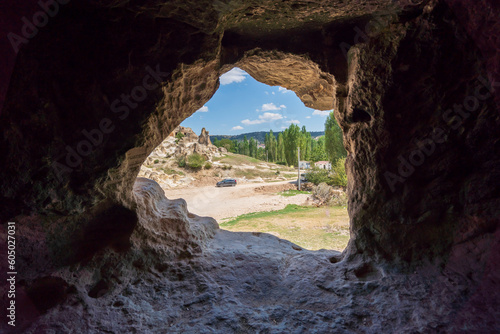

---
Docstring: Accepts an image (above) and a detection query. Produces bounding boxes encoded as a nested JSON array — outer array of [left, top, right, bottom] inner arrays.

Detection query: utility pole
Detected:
[[297, 146, 301, 190]]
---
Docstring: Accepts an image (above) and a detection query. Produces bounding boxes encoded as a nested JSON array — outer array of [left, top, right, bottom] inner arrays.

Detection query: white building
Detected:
[[299, 161, 311, 169], [314, 161, 331, 170]]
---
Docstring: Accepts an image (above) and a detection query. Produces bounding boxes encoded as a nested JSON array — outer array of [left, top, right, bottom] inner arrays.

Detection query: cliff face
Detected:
[[0, 0, 498, 332]]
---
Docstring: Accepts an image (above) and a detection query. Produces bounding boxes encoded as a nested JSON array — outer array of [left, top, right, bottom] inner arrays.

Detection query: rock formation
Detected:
[[198, 127, 212, 146], [142, 126, 222, 163], [0, 0, 498, 332]]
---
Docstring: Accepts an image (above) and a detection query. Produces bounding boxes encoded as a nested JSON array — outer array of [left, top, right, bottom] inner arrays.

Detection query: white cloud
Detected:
[[242, 112, 283, 125], [197, 105, 209, 112], [272, 92, 275, 95], [259, 103, 286, 112], [232, 125, 244, 130], [305, 116, 311, 119], [261, 103, 280, 111], [286, 119, 300, 124], [261, 112, 283, 121], [279, 86, 291, 93], [312, 109, 331, 116], [220, 68, 247, 85]]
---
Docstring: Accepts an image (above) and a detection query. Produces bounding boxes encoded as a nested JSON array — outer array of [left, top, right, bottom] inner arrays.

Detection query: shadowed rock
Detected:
[[0, 0, 498, 332]]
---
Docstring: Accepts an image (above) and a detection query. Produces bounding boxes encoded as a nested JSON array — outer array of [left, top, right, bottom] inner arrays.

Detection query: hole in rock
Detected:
[[353, 263, 381, 281], [139, 68, 350, 252], [88, 279, 110, 299], [351, 108, 372, 123], [26, 277, 70, 313]]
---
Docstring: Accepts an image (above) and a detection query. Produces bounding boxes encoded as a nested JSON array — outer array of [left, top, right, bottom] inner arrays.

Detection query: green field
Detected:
[[220, 204, 350, 251]]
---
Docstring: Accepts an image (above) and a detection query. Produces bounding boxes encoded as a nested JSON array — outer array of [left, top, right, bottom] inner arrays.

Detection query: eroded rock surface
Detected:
[[0, 0, 498, 332]]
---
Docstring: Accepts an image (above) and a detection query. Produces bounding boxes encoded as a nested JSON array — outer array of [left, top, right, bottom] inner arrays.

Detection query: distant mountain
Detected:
[[211, 131, 325, 143]]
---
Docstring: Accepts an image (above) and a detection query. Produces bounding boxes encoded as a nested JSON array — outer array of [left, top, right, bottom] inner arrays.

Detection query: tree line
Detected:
[[213, 111, 346, 167]]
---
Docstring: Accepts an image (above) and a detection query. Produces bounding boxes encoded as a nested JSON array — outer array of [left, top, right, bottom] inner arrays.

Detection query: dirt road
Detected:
[[164, 180, 311, 222]]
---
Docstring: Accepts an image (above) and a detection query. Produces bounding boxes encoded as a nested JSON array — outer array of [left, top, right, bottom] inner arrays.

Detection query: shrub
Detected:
[[312, 182, 348, 206], [331, 157, 347, 187], [330, 190, 348, 206], [186, 153, 206, 170], [312, 183, 333, 205], [177, 156, 186, 168], [154, 159, 159, 164], [204, 162, 212, 169], [306, 168, 334, 186], [175, 132, 185, 144], [222, 165, 232, 170]]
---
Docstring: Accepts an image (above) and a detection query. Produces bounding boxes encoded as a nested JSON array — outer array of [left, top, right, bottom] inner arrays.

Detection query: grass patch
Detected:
[[220, 204, 350, 251], [279, 190, 311, 197], [221, 204, 311, 227]]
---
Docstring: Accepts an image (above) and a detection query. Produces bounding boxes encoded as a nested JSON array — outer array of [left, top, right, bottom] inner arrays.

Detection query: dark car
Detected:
[[216, 179, 237, 187]]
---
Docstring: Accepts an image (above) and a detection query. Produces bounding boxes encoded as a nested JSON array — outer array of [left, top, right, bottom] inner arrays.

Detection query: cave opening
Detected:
[[1, 0, 498, 331], [138, 67, 350, 251]]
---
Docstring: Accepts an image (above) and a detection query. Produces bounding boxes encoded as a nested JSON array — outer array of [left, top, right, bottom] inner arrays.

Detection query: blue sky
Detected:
[[181, 68, 332, 135]]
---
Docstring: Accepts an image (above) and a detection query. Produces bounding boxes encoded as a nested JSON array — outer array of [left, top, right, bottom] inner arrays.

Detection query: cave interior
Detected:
[[0, 0, 499, 332]]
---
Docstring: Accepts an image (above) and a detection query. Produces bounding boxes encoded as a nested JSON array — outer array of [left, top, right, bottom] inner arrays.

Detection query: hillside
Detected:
[[139, 126, 298, 189], [211, 130, 325, 143]]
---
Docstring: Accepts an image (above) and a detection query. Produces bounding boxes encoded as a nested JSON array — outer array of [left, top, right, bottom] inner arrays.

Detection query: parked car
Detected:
[[216, 179, 237, 187], [300, 173, 308, 182]]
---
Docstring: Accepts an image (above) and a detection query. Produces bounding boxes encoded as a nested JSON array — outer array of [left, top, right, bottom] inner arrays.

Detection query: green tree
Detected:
[[325, 111, 346, 164], [311, 136, 327, 162], [249, 137, 257, 158], [332, 157, 347, 187], [283, 124, 301, 166], [243, 136, 249, 156], [214, 138, 236, 152], [264, 130, 278, 162], [233, 139, 239, 154], [277, 132, 285, 163], [299, 126, 312, 161], [257, 147, 266, 160]]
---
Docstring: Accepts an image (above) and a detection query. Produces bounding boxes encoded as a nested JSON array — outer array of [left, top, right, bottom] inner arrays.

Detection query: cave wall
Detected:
[[338, 1, 500, 265], [0, 0, 499, 330]]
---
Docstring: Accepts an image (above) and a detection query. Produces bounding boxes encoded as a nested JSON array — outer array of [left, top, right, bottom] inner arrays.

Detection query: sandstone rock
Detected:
[[198, 127, 212, 146], [0, 0, 498, 332]]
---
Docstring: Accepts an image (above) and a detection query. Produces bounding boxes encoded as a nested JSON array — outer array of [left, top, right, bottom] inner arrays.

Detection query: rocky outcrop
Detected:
[[175, 126, 198, 143], [138, 126, 223, 188], [198, 127, 212, 146], [143, 126, 222, 164], [0, 0, 498, 332]]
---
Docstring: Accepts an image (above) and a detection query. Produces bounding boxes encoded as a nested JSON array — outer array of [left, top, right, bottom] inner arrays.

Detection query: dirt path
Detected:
[[164, 180, 311, 222]]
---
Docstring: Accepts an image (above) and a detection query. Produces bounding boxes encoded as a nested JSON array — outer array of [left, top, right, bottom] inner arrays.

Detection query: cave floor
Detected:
[[21, 229, 472, 334]]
